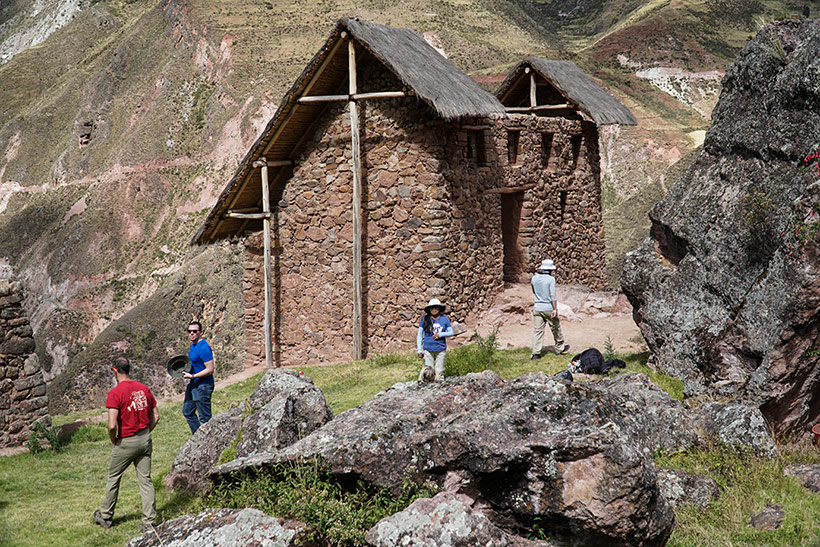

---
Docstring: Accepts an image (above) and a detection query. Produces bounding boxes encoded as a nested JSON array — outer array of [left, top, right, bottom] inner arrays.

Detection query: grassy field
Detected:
[[1, 344, 819, 546]]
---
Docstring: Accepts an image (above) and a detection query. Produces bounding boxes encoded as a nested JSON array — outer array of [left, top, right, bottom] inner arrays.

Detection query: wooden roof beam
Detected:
[[505, 103, 573, 113], [298, 91, 407, 103]]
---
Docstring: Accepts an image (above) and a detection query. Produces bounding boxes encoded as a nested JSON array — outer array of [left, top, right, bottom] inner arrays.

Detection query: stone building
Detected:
[[0, 278, 49, 448], [195, 18, 635, 366]]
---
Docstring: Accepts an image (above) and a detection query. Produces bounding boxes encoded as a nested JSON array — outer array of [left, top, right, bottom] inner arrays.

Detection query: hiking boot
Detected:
[[93, 510, 112, 529], [530, 354, 541, 360], [138, 522, 156, 534], [558, 344, 570, 355]]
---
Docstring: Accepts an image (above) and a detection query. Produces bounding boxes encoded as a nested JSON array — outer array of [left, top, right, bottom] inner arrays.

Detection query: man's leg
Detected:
[[193, 383, 214, 426], [433, 351, 446, 380], [132, 430, 156, 526], [99, 439, 134, 521], [548, 315, 567, 352], [532, 312, 546, 357], [182, 383, 200, 434]]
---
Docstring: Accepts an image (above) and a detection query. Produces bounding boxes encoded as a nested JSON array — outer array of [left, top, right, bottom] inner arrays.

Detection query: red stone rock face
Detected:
[[242, 67, 605, 366], [0, 279, 49, 448]]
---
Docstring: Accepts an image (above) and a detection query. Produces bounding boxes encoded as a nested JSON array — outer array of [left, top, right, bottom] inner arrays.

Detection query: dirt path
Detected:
[[466, 282, 643, 355]]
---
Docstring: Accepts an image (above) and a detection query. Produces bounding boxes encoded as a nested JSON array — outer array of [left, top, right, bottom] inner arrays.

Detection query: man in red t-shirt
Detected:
[[93, 357, 160, 531]]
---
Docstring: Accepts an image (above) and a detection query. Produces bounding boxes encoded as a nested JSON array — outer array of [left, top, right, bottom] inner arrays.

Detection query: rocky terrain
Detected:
[[134, 366, 775, 545], [622, 18, 820, 439]]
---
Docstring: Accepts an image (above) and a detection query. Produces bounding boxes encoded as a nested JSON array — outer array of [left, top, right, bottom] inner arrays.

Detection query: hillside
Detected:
[[0, 0, 810, 409]]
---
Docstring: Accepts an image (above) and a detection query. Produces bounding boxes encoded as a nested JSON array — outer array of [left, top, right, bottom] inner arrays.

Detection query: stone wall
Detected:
[[242, 60, 606, 366], [0, 279, 49, 448]]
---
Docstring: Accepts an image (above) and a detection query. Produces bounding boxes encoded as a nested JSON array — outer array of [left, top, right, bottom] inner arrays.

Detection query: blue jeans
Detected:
[[183, 382, 213, 434]]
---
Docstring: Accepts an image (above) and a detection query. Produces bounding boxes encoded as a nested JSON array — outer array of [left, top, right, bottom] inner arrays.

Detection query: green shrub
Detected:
[[26, 420, 63, 453], [446, 327, 500, 377], [204, 460, 436, 546]]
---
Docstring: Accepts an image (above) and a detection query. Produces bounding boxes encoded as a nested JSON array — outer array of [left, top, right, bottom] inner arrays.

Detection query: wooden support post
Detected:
[[348, 39, 364, 361], [529, 71, 537, 108], [259, 157, 274, 368]]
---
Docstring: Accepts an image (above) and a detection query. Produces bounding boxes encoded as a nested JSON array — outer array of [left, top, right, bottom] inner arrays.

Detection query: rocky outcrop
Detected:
[[365, 492, 552, 546], [125, 508, 326, 546], [214, 371, 675, 546], [621, 19, 820, 438], [0, 278, 48, 448], [164, 406, 243, 492], [165, 369, 332, 492], [238, 368, 334, 456], [598, 374, 776, 456]]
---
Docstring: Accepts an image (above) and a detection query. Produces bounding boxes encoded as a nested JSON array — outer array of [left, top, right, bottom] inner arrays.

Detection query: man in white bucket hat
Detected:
[[531, 259, 569, 359]]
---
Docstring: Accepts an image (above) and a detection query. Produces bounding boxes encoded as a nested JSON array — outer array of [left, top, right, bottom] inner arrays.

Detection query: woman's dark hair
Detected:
[[422, 313, 434, 334]]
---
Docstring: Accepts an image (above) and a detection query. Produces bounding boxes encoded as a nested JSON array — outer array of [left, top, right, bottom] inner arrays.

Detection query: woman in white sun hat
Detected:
[[416, 298, 453, 381]]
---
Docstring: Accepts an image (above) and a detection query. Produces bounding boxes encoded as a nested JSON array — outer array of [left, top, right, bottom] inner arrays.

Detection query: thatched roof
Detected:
[[495, 57, 637, 126], [193, 18, 504, 244]]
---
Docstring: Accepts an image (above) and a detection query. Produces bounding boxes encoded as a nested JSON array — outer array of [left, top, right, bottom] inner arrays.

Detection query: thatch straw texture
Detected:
[[194, 18, 503, 244], [496, 57, 637, 126]]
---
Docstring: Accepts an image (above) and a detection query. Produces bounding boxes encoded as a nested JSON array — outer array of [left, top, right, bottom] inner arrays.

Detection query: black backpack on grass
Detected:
[[571, 348, 626, 375]]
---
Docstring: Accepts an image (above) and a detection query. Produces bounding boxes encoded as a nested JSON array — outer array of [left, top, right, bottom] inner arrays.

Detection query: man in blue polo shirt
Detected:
[[182, 321, 214, 434]]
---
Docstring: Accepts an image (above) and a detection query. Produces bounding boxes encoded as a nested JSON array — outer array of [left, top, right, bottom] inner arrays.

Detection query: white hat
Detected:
[[539, 259, 556, 271], [424, 298, 446, 314]]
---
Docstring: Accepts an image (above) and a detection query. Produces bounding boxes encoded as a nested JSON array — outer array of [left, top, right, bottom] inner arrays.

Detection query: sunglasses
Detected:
[[187, 329, 200, 334]]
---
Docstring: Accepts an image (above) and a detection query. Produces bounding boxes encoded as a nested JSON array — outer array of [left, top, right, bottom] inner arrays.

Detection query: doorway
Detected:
[[501, 192, 525, 282]]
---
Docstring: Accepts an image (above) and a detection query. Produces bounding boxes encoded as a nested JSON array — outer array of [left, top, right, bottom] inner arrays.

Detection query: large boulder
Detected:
[[164, 407, 243, 492], [125, 508, 326, 546], [621, 19, 820, 438], [213, 372, 675, 546], [238, 368, 334, 456], [598, 374, 776, 456], [165, 369, 332, 491], [365, 492, 552, 546]]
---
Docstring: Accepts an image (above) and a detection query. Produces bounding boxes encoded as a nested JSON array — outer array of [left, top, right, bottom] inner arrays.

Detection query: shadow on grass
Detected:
[[157, 484, 200, 524]]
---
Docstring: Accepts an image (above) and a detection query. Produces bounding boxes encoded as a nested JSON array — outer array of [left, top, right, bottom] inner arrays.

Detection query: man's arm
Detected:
[[184, 358, 215, 380], [149, 405, 160, 432], [107, 408, 119, 445]]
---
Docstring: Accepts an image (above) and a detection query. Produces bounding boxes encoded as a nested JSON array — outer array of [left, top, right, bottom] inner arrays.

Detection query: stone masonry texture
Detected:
[[0, 278, 49, 448], [243, 63, 605, 365]]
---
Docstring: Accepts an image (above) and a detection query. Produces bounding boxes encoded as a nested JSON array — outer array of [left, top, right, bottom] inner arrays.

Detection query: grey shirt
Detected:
[[531, 271, 556, 312]]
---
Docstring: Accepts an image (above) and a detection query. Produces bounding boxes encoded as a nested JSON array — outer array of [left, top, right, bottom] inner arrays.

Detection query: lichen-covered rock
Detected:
[[784, 464, 820, 493], [125, 508, 326, 546], [621, 19, 820, 438], [597, 374, 698, 452], [365, 492, 552, 546], [238, 368, 334, 457], [688, 401, 776, 457], [165, 369, 333, 491], [749, 504, 785, 531], [597, 374, 775, 455], [164, 407, 243, 492], [656, 468, 720, 509], [213, 371, 674, 546]]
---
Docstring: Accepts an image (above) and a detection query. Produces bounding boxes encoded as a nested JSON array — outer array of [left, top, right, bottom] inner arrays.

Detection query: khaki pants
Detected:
[[532, 311, 565, 355], [420, 350, 446, 381], [100, 427, 155, 525]]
